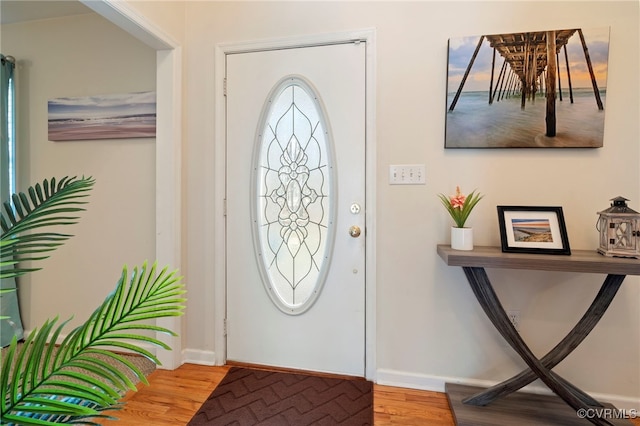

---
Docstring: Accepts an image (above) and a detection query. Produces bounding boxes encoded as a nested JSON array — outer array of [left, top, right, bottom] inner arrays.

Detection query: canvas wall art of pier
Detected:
[[445, 27, 609, 148]]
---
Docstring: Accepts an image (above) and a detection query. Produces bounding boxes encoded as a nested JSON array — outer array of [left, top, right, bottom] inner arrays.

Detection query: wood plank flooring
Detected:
[[98, 363, 639, 426], [98, 363, 454, 425]]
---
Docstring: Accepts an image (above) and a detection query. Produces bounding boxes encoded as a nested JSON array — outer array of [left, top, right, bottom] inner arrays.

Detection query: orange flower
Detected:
[[450, 186, 466, 209], [438, 186, 484, 228]]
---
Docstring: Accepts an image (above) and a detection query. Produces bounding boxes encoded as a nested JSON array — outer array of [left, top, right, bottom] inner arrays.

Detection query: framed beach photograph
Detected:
[[48, 91, 156, 141], [497, 206, 571, 255], [445, 27, 609, 148]]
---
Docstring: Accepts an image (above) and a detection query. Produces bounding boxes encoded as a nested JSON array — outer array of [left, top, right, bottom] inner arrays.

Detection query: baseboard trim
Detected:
[[376, 368, 640, 412], [182, 348, 217, 366]]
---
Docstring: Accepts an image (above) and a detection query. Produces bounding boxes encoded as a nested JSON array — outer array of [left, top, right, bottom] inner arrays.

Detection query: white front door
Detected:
[[225, 41, 366, 376]]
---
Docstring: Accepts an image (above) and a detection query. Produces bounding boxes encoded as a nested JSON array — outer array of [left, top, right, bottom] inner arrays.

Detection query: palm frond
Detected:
[[0, 176, 95, 278], [1, 241, 18, 319], [0, 261, 186, 424], [1, 240, 18, 280]]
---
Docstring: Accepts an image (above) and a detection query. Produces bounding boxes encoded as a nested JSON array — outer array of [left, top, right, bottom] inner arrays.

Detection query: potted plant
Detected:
[[438, 186, 483, 250], [1, 176, 185, 425]]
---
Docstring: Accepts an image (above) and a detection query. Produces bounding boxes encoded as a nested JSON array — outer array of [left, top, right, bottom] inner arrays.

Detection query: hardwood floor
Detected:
[[98, 363, 454, 425], [99, 363, 640, 426]]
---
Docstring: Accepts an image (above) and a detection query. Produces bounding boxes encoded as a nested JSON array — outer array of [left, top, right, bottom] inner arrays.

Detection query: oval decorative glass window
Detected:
[[252, 76, 336, 315]]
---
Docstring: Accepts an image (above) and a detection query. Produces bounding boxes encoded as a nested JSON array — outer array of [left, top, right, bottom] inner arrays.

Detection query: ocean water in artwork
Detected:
[[445, 88, 606, 148], [48, 92, 156, 141]]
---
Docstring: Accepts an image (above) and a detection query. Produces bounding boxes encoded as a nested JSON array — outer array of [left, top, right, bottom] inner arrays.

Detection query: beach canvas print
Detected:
[[445, 27, 609, 148], [48, 91, 156, 141], [511, 218, 553, 243]]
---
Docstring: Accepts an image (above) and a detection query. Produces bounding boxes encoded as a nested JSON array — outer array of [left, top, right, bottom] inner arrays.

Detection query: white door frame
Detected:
[[214, 29, 377, 380]]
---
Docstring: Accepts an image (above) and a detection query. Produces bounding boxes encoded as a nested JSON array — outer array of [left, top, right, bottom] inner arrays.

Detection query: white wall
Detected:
[[2, 13, 157, 333], [179, 0, 639, 407], [3, 0, 638, 410]]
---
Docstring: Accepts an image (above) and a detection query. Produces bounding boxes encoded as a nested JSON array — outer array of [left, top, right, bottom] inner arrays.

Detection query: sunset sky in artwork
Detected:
[[511, 219, 551, 229], [48, 92, 156, 121], [447, 27, 609, 93]]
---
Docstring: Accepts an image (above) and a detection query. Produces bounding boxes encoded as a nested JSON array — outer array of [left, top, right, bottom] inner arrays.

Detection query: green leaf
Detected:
[[17, 397, 97, 415], [1, 261, 185, 423], [36, 381, 117, 406], [1, 177, 186, 423], [437, 188, 484, 228], [0, 176, 94, 278]]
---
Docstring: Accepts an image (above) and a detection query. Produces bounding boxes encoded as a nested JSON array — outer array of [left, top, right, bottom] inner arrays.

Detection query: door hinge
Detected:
[[223, 318, 228, 336], [223, 198, 227, 217], [223, 78, 227, 97]]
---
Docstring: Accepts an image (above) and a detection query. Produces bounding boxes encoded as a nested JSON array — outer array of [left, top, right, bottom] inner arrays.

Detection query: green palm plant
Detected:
[[0, 177, 186, 424], [1, 176, 94, 279]]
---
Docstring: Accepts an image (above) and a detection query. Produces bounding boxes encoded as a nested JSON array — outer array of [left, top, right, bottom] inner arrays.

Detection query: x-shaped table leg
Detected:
[[460, 267, 625, 426]]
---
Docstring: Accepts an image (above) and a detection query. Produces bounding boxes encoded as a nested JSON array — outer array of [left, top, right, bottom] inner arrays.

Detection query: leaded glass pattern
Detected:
[[253, 76, 334, 314]]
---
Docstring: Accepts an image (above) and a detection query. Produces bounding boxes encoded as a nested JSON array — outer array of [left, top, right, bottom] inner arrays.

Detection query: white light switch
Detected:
[[389, 164, 426, 185]]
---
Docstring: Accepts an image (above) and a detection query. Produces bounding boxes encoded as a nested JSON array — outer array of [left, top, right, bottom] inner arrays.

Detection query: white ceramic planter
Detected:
[[451, 227, 473, 251]]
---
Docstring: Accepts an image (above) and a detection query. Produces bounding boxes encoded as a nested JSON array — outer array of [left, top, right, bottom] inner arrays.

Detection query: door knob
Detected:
[[349, 225, 361, 238]]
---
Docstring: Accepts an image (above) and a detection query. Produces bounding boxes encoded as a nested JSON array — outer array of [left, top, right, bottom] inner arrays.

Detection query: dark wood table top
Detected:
[[437, 245, 640, 276]]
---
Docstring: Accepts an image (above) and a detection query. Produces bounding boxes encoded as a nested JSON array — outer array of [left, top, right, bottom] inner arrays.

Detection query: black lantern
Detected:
[[596, 196, 640, 258]]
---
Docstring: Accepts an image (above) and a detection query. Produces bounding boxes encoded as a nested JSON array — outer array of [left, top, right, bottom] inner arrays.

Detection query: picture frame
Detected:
[[48, 91, 156, 141], [497, 206, 571, 255], [445, 27, 609, 148]]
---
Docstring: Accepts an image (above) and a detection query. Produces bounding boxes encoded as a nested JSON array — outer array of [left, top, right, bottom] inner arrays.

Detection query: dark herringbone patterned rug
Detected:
[[187, 367, 373, 425]]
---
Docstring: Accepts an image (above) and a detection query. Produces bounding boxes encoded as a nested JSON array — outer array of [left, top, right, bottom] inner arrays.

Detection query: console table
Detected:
[[437, 245, 640, 426]]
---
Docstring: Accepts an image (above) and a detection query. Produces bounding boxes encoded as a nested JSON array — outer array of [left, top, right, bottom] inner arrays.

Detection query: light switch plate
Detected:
[[389, 164, 426, 185]]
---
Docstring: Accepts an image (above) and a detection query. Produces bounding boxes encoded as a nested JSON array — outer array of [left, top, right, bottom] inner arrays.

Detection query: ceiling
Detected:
[[1, 1, 93, 25]]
